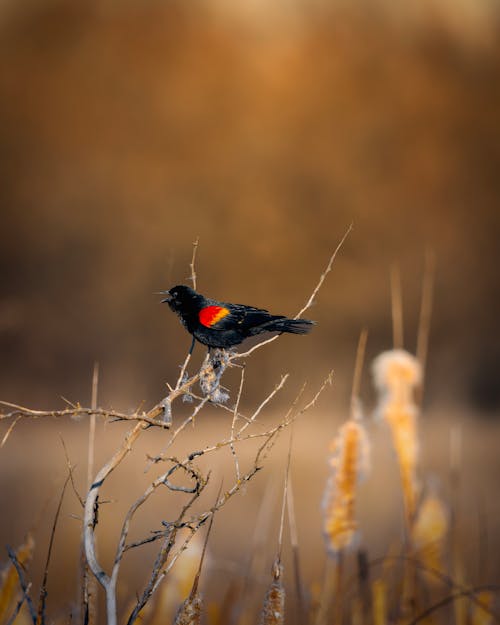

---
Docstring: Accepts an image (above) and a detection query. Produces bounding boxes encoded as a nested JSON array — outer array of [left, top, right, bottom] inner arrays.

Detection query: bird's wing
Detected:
[[198, 303, 272, 330]]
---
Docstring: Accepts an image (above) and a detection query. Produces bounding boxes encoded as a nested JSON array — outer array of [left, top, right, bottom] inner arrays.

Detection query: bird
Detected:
[[161, 285, 315, 352]]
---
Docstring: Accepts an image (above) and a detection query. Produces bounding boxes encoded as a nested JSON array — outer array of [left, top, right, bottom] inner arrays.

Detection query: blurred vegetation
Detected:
[[0, 1, 499, 411]]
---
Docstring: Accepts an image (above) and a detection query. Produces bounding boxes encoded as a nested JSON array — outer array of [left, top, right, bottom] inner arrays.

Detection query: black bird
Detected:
[[162, 285, 315, 352]]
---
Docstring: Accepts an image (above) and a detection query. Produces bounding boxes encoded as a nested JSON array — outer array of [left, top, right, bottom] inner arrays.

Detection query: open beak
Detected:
[[155, 291, 172, 304]]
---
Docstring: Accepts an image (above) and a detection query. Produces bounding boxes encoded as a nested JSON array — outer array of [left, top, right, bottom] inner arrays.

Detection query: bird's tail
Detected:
[[252, 316, 315, 336]]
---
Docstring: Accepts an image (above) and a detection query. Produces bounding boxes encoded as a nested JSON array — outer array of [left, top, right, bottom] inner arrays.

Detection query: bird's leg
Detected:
[[188, 336, 196, 355]]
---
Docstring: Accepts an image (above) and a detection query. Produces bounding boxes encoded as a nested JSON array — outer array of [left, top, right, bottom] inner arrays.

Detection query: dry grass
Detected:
[[0, 253, 499, 625]]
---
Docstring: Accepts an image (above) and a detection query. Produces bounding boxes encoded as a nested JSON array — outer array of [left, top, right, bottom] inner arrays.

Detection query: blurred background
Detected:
[[0, 0, 499, 620]]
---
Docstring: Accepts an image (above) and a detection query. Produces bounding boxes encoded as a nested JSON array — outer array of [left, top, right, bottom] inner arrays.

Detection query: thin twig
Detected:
[[352, 555, 500, 623], [6, 581, 33, 625], [390, 263, 404, 349], [189, 236, 200, 290], [237, 374, 289, 436], [230, 367, 245, 481], [234, 223, 353, 360], [296, 222, 353, 319], [350, 328, 368, 420], [1, 414, 21, 447], [408, 585, 500, 625], [190, 483, 222, 599], [37, 473, 71, 625], [87, 362, 99, 491], [277, 429, 293, 562], [59, 436, 84, 508], [416, 249, 435, 401], [287, 475, 306, 622], [6, 547, 37, 625]]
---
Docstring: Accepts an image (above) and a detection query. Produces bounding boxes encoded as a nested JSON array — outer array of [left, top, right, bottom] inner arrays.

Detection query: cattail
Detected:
[[372, 349, 421, 408], [412, 492, 449, 582], [147, 531, 203, 624], [323, 419, 370, 554], [173, 594, 203, 625], [259, 562, 285, 625], [373, 349, 421, 523]]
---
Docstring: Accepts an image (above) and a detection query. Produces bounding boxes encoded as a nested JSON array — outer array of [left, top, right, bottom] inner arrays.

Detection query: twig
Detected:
[[6, 547, 37, 625], [1, 414, 21, 447], [277, 429, 293, 562], [390, 263, 404, 349], [296, 222, 353, 319], [355, 555, 500, 623], [82, 362, 99, 625], [87, 362, 99, 491], [37, 473, 71, 625], [234, 223, 353, 360], [408, 585, 500, 625], [230, 367, 245, 481], [350, 328, 368, 420], [188, 236, 200, 290], [126, 372, 333, 625], [298, 370, 334, 415], [237, 374, 289, 436], [59, 436, 84, 508], [6, 581, 33, 625], [287, 475, 307, 624], [189, 483, 222, 599], [0, 402, 170, 428]]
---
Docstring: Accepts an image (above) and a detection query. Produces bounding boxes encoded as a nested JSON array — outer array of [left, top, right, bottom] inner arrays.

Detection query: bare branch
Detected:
[[83, 421, 147, 625], [37, 473, 71, 625], [1, 414, 21, 448], [232, 224, 352, 361], [7, 546, 37, 625], [59, 436, 84, 508], [237, 374, 289, 436], [230, 367, 246, 481], [0, 402, 169, 428], [188, 236, 200, 290], [296, 222, 353, 319], [6, 581, 33, 625]]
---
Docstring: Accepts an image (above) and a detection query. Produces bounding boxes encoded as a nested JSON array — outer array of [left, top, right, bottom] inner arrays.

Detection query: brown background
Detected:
[[0, 0, 499, 620]]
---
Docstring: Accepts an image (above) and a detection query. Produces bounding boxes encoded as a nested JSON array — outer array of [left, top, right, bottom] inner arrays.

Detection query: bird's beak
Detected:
[[155, 291, 172, 304]]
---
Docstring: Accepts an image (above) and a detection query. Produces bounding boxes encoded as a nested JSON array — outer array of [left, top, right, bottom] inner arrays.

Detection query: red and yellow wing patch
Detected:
[[199, 305, 230, 328]]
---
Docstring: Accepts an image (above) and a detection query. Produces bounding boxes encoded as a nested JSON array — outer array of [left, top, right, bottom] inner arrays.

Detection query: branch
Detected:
[[232, 223, 353, 360], [6, 546, 37, 625], [83, 421, 147, 625], [0, 402, 169, 428]]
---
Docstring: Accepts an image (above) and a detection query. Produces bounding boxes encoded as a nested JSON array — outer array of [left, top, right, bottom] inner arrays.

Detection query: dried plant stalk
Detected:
[[372, 579, 387, 625], [323, 420, 370, 553], [412, 493, 449, 583]]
